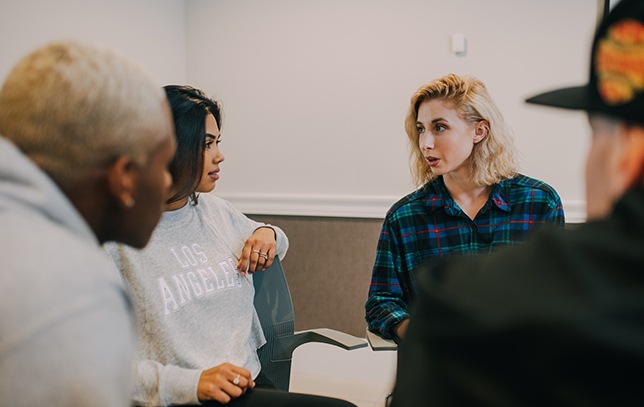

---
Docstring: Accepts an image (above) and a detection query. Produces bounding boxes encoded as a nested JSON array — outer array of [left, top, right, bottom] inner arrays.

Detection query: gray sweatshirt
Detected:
[[0, 136, 135, 406], [106, 193, 288, 406]]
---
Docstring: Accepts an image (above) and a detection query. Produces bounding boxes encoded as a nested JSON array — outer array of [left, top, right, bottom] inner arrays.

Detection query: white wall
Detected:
[[185, 0, 597, 222], [0, 0, 186, 91], [0, 1, 598, 222]]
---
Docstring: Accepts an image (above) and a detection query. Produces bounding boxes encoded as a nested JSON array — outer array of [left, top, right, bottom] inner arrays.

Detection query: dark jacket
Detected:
[[392, 188, 644, 407]]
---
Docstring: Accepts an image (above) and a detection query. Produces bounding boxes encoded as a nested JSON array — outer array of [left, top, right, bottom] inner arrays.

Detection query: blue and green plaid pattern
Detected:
[[365, 174, 565, 338]]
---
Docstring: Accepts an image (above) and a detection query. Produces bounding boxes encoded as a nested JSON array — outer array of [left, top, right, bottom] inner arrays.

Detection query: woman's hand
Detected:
[[393, 319, 410, 340], [197, 363, 254, 404], [237, 227, 276, 275]]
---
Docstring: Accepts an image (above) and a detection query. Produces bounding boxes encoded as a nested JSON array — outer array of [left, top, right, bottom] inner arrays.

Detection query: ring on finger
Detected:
[[252, 250, 260, 254], [233, 374, 240, 385], [259, 253, 268, 259]]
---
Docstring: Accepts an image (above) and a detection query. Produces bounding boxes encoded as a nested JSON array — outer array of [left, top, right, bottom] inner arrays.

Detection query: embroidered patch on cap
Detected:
[[595, 19, 644, 105]]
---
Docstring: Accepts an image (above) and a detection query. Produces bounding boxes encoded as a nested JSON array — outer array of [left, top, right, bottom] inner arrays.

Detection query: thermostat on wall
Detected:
[[451, 34, 466, 55]]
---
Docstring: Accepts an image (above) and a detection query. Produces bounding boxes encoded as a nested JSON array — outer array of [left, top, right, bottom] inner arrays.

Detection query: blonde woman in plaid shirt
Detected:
[[365, 74, 565, 341]]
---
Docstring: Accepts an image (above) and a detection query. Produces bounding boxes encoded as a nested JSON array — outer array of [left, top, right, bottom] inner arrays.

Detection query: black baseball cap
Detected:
[[526, 0, 644, 125]]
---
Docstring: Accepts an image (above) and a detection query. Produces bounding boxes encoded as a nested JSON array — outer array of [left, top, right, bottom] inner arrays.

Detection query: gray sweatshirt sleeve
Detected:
[[132, 360, 203, 406], [268, 224, 288, 259], [220, 198, 289, 259]]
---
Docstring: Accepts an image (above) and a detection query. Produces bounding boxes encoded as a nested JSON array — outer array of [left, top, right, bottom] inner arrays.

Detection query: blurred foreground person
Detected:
[[0, 41, 175, 406], [392, 0, 644, 405]]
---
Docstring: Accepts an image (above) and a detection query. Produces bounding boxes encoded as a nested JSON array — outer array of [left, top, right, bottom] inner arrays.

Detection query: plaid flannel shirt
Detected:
[[365, 174, 565, 339]]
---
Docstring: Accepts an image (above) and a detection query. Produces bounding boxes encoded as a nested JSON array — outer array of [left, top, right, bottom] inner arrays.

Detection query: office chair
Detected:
[[253, 257, 367, 391], [366, 328, 398, 351]]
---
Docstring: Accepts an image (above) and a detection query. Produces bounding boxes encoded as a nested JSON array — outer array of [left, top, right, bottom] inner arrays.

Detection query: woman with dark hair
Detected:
[[106, 86, 355, 407]]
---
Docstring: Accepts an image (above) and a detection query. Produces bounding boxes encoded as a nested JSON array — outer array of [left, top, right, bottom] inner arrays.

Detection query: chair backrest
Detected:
[[253, 257, 295, 391]]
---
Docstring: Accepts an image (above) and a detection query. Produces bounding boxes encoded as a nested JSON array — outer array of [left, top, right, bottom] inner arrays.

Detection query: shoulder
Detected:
[[0, 212, 127, 313], [0, 216, 132, 404], [195, 193, 254, 234], [197, 192, 232, 208], [386, 181, 440, 221], [195, 193, 238, 216], [503, 174, 561, 204], [2, 212, 112, 271]]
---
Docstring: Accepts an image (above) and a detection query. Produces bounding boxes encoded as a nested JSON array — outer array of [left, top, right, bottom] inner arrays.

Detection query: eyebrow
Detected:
[[416, 118, 448, 125]]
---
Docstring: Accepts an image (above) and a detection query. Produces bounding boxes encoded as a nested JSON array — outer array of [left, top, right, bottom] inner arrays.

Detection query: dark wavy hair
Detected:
[[163, 85, 222, 205]]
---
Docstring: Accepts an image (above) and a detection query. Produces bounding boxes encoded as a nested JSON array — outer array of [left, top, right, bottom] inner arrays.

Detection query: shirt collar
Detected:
[[422, 177, 454, 214], [490, 178, 512, 213], [423, 176, 512, 215]]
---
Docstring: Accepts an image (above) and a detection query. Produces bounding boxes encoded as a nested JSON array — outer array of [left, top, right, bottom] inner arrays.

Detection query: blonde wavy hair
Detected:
[[0, 41, 166, 191], [405, 73, 520, 187]]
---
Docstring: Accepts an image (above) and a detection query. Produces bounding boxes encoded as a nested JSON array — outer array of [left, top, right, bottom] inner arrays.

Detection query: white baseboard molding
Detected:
[[562, 200, 586, 224], [216, 192, 588, 223], [216, 192, 400, 219]]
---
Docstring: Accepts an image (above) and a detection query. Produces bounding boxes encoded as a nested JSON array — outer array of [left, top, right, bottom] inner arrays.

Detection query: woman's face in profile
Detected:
[[195, 113, 225, 193], [416, 99, 482, 179]]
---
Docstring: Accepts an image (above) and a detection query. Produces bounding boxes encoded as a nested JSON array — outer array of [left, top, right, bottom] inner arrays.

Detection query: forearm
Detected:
[[392, 319, 410, 340], [365, 293, 410, 339]]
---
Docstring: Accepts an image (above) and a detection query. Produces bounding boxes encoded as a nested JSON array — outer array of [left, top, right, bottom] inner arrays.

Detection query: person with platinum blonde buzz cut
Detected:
[[366, 73, 565, 342], [0, 41, 176, 406], [391, 0, 644, 405]]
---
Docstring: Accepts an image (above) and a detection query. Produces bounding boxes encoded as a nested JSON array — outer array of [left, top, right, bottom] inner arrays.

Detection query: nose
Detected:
[[214, 147, 225, 164], [419, 133, 434, 151]]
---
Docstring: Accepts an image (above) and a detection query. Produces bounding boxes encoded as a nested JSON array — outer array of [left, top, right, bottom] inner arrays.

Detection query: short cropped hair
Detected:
[[163, 85, 222, 206], [0, 41, 166, 190], [404, 73, 520, 187]]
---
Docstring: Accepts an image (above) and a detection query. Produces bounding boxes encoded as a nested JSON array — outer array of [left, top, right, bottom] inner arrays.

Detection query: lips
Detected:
[[208, 169, 220, 180], [425, 157, 440, 167]]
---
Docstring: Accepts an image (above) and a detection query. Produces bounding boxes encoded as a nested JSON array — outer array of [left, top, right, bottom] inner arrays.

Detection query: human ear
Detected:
[[106, 156, 137, 208], [473, 120, 489, 144], [616, 125, 644, 191]]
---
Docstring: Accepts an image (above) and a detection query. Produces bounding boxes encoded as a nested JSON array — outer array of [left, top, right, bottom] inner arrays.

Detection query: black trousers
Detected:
[[199, 372, 356, 407]]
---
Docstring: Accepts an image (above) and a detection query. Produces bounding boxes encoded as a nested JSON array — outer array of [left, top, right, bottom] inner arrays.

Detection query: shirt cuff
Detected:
[[160, 365, 204, 406], [382, 311, 410, 339], [255, 226, 276, 241]]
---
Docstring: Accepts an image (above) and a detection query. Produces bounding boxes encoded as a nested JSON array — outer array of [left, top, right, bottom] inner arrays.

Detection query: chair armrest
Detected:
[[366, 328, 398, 351], [271, 328, 367, 362]]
